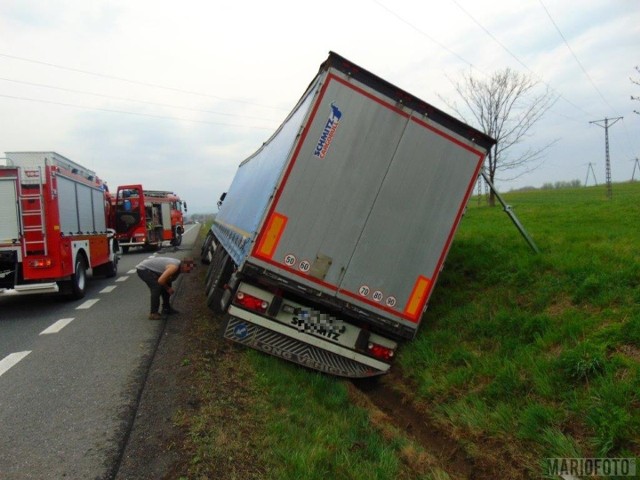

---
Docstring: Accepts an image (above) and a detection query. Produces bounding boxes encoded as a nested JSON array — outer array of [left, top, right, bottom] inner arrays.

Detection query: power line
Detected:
[[450, 0, 530, 73], [371, 0, 478, 70], [0, 93, 274, 130], [372, 0, 591, 120], [537, 0, 618, 115], [0, 76, 282, 123], [373, 0, 639, 169], [0, 52, 288, 111], [447, 0, 591, 117]]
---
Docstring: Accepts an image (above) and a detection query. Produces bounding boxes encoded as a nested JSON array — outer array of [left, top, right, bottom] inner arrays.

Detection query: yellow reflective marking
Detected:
[[404, 276, 431, 320], [257, 213, 287, 259]]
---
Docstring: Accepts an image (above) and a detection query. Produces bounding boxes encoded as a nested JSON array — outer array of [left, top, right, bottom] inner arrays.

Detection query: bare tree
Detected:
[[441, 68, 557, 205], [632, 66, 640, 115]]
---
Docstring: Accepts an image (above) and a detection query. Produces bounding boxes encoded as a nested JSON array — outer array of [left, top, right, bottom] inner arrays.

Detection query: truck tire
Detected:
[[121, 246, 130, 254], [204, 259, 215, 291], [171, 231, 182, 247], [69, 255, 87, 299], [104, 256, 118, 278], [206, 251, 233, 313], [204, 246, 224, 293], [144, 243, 160, 252], [99, 238, 119, 278], [200, 232, 215, 264]]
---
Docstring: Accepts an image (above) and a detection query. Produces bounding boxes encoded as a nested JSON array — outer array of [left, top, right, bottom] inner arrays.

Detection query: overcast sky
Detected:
[[1, 0, 638, 213]]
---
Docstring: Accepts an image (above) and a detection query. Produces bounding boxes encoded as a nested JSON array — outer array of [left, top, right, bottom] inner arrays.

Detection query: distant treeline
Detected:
[[187, 213, 216, 223], [509, 179, 582, 192]]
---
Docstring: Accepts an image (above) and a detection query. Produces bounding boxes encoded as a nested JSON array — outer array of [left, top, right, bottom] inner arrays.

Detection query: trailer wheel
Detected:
[[200, 232, 215, 264], [206, 251, 233, 313], [69, 255, 87, 299], [204, 244, 226, 293], [204, 258, 215, 290]]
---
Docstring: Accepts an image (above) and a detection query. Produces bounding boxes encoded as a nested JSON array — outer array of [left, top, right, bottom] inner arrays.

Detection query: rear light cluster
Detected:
[[235, 291, 269, 314], [28, 258, 52, 268], [368, 342, 394, 361]]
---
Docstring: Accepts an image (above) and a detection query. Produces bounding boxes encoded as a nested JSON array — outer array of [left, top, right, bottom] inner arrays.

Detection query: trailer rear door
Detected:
[[336, 117, 484, 324], [253, 73, 408, 290], [251, 69, 487, 330]]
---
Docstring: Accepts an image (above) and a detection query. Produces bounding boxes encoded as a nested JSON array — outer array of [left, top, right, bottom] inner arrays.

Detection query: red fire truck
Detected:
[[0, 152, 118, 299], [111, 185, 186, 253]]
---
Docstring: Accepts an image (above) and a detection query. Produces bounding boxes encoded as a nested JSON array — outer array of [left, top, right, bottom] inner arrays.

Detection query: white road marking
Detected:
[[100, 285, 117, 293], [127, 269, 136, 274], [115, 276, 129, 282], [76, 299, 100, 310], [0, 351, 31, 377], [40, 318, 75, 335]]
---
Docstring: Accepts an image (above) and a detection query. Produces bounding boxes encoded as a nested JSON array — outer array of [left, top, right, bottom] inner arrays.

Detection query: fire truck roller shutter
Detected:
[[0, 179, 20, 242]]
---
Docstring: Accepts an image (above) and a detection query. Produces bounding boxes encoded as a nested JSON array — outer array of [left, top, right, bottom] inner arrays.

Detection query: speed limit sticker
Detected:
[[385, 296, 397, 307], [358, 285, 370, 297], [372, 290, 384, 302], [299, 260, 311, 272], [284, 254, 296, 266]]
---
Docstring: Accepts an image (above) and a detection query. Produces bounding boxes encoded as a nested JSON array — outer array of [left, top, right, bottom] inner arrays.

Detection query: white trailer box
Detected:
[[204, 52, 495, 377]]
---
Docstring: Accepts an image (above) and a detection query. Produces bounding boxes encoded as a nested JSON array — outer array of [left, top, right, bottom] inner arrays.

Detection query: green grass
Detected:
[[186, 183, 640, 478], [181, 225, 438, 480], [400, 182, 640, 471], [250, 353, 409, 480]]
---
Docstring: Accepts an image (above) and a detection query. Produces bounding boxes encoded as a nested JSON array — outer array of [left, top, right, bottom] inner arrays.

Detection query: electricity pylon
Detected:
[[589, 117, 623, 199], [632, 157, 640, 181], [584, 162, 598, 186]]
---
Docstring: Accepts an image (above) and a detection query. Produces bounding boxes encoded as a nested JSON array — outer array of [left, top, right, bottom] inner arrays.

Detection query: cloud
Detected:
[[1, 0, 639, 212]]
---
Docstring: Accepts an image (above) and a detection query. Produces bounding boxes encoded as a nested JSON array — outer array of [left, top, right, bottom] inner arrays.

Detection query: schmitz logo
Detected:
[[313, 102, 343, 158]]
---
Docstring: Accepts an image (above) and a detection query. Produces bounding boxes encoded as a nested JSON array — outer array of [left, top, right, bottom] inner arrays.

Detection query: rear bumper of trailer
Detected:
[[224, 305, 392, 378]]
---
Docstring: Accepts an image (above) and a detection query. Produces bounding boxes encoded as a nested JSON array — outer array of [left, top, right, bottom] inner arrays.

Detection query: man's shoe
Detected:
[[149, 313, 162, 320], [162, 307, 180, 315]]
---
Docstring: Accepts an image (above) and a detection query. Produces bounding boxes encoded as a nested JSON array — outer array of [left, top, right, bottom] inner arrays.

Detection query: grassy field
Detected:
[[399, 181, 640, 475], [182, 182, 639, 479]]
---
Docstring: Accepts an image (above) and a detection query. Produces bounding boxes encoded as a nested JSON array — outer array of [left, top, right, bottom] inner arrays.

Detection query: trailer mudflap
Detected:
[[224, 306, 391, 378]]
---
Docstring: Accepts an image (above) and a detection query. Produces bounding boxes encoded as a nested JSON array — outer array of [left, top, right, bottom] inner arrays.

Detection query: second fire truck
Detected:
[[111, 185, 186, 253]]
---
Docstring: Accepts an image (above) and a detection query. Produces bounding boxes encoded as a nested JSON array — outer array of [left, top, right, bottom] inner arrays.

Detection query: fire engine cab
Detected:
[[112, 185, 186, 253], [0, 152, 118, 299]]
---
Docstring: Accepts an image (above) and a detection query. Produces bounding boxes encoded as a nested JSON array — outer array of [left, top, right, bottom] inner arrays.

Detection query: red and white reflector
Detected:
[[367, 342, 395, 361], [235, 291, 269, 314]]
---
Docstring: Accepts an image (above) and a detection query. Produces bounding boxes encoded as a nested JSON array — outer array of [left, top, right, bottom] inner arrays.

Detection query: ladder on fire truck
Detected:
[[17, 165, 48, 257]]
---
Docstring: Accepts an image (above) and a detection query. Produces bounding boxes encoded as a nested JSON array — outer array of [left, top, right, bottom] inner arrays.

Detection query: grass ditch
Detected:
[[176, 182, 639, 479], [400, 182, 640, 474]]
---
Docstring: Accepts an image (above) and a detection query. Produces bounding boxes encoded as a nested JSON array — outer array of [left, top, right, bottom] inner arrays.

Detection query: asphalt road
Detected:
[[0, 224, 199, 480]]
